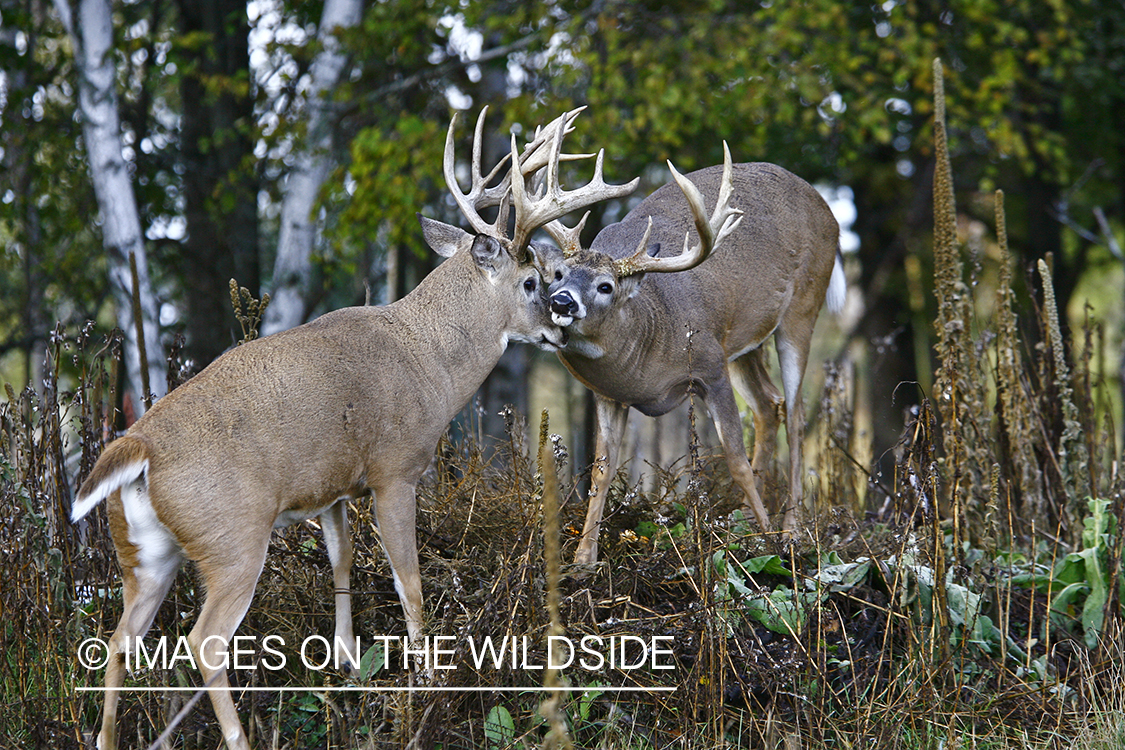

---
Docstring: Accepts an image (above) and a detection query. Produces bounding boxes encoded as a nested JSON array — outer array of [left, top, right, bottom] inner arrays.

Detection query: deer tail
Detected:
[[72, 435, 150, 522], [825, 249, 846, 316]]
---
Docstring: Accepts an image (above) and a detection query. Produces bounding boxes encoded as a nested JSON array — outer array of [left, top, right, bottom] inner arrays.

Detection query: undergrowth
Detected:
[[1, 59, 1124, 749]]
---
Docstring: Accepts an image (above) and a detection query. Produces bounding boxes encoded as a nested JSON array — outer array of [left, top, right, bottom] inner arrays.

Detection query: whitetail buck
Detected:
[[71, 108, 636, 750], [532, 149, 846, 563]]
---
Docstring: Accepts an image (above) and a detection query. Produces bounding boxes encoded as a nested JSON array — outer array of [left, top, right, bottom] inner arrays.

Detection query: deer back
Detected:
[[594, 163, 838, 341]]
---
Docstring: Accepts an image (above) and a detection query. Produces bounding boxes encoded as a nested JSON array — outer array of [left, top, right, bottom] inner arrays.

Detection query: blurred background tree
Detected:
[[1, 0, 1122, 479]]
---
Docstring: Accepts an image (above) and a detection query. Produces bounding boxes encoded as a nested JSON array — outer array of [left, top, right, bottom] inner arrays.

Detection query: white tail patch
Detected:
[[825, 254, 846, 316], [120, 476, 182, 582], [70, 459, 149, 522]]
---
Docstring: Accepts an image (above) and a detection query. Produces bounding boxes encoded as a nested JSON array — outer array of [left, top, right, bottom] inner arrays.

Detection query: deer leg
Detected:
[[97, 492, 183, 750], [704, 375, 774, 534], [320, 499, 358, 672], [729, 348, 784, 503], [187, 534, 271, 750], [96, 539, 182, 750], [574, 396, 630, 565], [775, 330, 812, 532], [372, 480, 424, 644]]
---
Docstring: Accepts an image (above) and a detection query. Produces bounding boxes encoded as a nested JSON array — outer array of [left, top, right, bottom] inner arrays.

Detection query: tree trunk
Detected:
[[54, 0, 166, 411], [175, 0, 259, 366], [261, 0, 363, 336]]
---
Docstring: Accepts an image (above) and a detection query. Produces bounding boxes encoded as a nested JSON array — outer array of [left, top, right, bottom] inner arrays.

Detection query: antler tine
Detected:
[[443, 108, 511, 239], [615, 142, 743, 278], [509, 111, 639, 258], [473, 107, 514, 200], [516, 108, 593, 177]]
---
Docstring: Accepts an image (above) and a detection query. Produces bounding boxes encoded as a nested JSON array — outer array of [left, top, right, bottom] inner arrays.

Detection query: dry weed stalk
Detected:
[[1038, 259, 1091, 506], [994, 190, 1047, 526], [537, 410, 573, 750], [930, 57, 974, 555]]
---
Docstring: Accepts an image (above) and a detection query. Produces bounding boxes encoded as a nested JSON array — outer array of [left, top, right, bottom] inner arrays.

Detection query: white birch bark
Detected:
[[54, 0, 167, 409], [261, 0, 363, 335]]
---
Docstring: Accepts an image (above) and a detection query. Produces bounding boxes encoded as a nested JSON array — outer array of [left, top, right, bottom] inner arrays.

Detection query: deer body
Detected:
[[75, 237, 563, 750], [536, 162, 845, 563], [75, 106, 639, 750]]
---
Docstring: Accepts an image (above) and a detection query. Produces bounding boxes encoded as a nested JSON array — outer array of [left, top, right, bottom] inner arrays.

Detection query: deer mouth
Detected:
[[539, 328, 569, 351]]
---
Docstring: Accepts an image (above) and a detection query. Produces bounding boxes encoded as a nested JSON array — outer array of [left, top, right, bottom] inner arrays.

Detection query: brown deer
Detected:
[[72, 108, 637, 750], [531, 149, 846, 563]]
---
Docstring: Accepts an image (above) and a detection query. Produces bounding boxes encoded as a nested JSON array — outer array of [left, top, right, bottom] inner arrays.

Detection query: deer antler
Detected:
[[509, 109, 639, 259], [443, 107, 512, 240], [614, 142, 743, 278], [443, 107, 596, 258]]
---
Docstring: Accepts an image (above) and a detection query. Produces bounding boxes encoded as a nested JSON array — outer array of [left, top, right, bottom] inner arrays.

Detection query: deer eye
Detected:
[[524, 277, 537, 292], [597, 282, 614, 295], [554, 270, 563, 281]]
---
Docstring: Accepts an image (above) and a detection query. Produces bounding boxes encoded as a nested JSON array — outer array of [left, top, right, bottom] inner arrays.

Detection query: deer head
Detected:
[[531, 143, 742, 342]]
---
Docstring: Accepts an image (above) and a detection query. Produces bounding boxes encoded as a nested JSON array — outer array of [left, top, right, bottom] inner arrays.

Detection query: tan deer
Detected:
[[72, 108, 637, 750], [531, 149, 846, 563]]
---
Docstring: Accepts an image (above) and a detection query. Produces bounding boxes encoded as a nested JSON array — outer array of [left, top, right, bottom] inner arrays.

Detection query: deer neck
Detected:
[[388, 252, 511, 409], [560, 291, 671, 382]]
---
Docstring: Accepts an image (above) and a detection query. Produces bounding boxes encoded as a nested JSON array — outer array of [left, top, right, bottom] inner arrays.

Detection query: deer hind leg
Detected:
[[97, 484, 184, 750], [187, 533, 271, 750], [729, 348, 784, 504], [319, 499, 358, 672], [372, 479, 424, 644], [704, 375, 773, 534], [774, 327, 813, 533], [574, 395, 630, 565]]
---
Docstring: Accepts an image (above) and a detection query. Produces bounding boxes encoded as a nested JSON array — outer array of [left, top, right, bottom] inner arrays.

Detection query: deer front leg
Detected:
[[704, 376, 774, 535], [573, 395, 630, 565], [373, 480, 424, 644], [319, 499, 358, 672]]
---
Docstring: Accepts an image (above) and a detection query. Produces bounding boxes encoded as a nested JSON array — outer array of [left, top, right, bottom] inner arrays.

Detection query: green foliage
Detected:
[[358, 640, 387, 681], [1012, 498, 1123, 649], [336, 115, 445, 264]]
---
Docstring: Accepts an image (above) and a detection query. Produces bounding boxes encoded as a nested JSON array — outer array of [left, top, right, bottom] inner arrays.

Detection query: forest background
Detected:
[[2, 0, 1124, 492]]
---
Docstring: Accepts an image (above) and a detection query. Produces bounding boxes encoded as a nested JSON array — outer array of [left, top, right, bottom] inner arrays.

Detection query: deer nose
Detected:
[[550, 290, 578, 317]]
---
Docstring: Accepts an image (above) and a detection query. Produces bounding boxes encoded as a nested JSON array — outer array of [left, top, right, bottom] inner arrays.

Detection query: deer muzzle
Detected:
[[550, 289, 584, 326]]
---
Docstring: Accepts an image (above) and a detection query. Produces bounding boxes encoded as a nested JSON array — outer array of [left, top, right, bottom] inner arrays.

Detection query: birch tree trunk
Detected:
[[262, 0, 363, 335], [54, 0, 166, 410]]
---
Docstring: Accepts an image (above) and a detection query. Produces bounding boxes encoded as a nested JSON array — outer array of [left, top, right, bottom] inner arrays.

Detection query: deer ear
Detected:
[[618, 272, 645, 300], [527, 240, 562, 276], [418, 214, 471, 258], [469, 234, 510, 279]]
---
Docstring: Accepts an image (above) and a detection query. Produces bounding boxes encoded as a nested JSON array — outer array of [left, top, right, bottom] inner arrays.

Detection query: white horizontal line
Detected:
[[77, 686, 676, 693]]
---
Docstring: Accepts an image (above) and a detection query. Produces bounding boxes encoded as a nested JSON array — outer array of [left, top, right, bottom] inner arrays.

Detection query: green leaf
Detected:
[[809, 558, 874, 591], [484, 704, 515, 749], [359, 640, 386, 681], [744, 585, 823, 635], [742, 554, 792, 577]]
